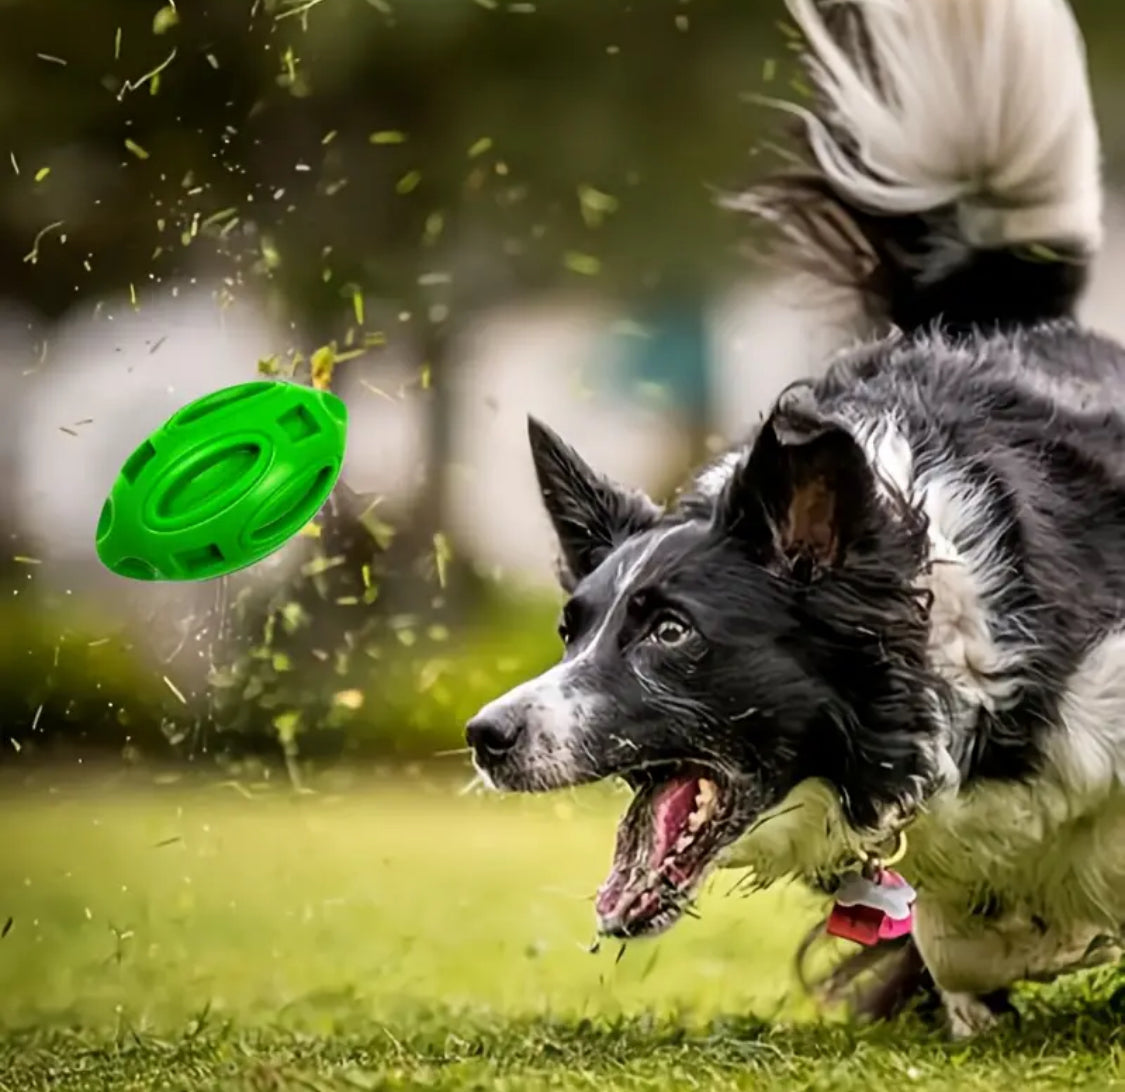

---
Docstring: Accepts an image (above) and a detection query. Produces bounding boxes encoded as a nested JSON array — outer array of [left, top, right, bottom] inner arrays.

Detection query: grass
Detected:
[[1, 768, 1124, 1091], [0, 586, 565, 761]]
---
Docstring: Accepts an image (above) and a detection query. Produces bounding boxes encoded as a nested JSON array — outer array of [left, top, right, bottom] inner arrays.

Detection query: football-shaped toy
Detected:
[[95, 380, 348, 581]]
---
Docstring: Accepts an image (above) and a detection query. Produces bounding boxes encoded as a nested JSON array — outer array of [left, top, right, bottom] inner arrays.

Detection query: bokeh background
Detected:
[[4, 0, 1125, 769], [5, 1, 1125, 1075]]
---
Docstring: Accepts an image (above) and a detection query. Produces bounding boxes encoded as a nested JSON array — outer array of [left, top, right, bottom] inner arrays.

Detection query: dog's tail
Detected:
[[731, 0, 1102, 334]]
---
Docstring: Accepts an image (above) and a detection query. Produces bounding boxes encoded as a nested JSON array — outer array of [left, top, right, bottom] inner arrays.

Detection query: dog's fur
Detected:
[[465, 0, 1125, 1038]]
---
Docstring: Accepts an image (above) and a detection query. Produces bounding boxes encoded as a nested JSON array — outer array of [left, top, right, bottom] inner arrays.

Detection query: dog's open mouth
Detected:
[[595, 764, 736, 938]]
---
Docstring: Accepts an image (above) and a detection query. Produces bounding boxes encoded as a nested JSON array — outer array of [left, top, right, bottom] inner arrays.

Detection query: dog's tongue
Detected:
[[595, 774, 699, 919], [650, 775, 700, 862]]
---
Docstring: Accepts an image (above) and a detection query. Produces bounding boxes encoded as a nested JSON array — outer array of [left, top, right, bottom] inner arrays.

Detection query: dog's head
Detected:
[[466, 389, 935, 938]]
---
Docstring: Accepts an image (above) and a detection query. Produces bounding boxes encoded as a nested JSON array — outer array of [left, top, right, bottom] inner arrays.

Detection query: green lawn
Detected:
[[1, 769, 1123, 1091]]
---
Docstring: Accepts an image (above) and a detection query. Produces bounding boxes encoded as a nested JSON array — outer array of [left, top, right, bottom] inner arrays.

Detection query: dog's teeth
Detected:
[[687, 778, 718, 831], [674, 833, 694, 853]]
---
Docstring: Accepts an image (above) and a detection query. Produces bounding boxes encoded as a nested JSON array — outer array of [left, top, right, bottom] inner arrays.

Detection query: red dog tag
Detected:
[[825, 869, 915, 947]]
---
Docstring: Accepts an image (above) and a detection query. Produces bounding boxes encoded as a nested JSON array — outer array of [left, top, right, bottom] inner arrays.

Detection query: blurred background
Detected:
[[4, 0, 1125, 1059], [0, 0, 861, 771], [3, 0, 1125, 772]]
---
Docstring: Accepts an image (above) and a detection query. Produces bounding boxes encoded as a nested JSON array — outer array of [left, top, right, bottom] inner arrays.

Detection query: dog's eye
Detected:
[[651, 616, 692, 647]]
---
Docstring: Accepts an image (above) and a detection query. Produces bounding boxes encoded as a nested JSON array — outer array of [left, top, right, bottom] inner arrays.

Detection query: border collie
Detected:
[[466, 0, 1125, 1038]]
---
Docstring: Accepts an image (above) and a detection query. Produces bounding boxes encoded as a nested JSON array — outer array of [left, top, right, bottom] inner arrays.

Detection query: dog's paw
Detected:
[[942, 991, 1002, 1040]]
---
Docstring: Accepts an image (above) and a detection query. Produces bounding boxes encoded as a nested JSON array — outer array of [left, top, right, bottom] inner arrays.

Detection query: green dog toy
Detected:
[[95, 380, 348, 582]]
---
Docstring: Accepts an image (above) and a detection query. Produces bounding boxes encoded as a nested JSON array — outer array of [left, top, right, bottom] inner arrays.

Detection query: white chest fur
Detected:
[[910, 460, 1125, 933], [720, 432, 1125, 959]]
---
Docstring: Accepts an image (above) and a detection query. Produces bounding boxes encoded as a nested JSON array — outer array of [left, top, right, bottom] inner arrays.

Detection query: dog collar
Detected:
[[825, 830, 916, 947]]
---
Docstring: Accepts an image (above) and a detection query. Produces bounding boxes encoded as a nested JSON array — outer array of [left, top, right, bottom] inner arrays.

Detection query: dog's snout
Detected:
[[466, 710, 523, 757]]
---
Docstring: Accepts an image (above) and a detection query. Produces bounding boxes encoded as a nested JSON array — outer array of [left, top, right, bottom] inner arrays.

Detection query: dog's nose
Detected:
[[465, 711, 523, 757]]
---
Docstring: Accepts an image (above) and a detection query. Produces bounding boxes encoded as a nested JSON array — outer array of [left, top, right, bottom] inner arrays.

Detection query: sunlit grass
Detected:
[[1, 769, 1123, 1091], [0, 769, 816, 1030]]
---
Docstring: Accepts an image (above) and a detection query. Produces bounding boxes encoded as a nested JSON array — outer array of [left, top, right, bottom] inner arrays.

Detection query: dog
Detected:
[[465, 0, 1125, 1039]]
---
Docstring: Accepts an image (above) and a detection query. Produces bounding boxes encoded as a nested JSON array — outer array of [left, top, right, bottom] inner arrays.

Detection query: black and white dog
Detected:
[[465, 0, 1125, 1038]]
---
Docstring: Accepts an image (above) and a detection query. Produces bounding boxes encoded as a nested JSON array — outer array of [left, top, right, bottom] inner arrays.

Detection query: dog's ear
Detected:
[[715, 387, 878, 577], [528, 417, 661, 590]]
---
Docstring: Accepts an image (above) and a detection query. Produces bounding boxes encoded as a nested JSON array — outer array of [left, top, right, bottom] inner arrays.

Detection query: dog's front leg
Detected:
[[909, 901, 1021, 1039], [911, 899, 1117, 1039]]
